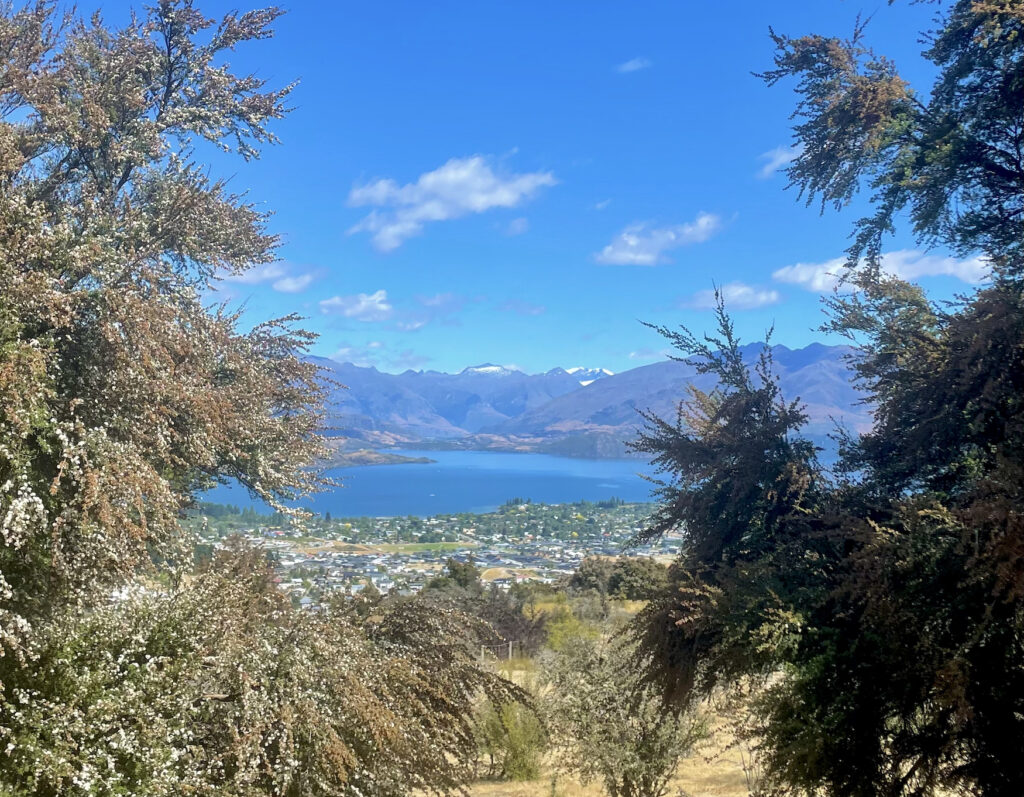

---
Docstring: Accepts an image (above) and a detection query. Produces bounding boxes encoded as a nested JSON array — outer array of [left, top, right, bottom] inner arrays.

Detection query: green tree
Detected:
[[567, 555, 614, 594], [0, 0, 324, 662], [632, 3, 1024, 795], [630, 308, 821, 703], [427, 556, 483, 594], [475, 700, 546, 781], [542, 636, 704, 797], [608, 557, 669, 600], [476, 583, 551, 656], [0, 3, 525, 793]]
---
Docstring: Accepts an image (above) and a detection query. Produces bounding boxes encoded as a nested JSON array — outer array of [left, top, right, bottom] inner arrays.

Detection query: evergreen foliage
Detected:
[[568, 555, 668, 599], [0, 0, 328, 655], [475, 700, 546, 782], [542, 636, 704, 797], [631, 2, 1024, 795], [0, 3, 526, 793]]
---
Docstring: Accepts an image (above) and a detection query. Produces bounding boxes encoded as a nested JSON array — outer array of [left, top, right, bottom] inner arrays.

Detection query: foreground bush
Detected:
[[542, 636, 704, 797], [0, 2, 530, 792], [1, 547, 523, 796], [475, 700, 546, 782]]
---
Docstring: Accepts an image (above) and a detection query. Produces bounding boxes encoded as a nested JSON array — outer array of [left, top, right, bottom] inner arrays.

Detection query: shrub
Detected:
[[542, 636, 705, 797], [476, 700, 547, 781]]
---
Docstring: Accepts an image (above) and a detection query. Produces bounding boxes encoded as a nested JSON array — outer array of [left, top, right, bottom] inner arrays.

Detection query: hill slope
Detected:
[[313, 344, 869, 458]]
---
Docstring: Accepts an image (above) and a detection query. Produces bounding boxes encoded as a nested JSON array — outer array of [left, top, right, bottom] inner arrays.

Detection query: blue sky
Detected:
[[179, 0, 987, 373]]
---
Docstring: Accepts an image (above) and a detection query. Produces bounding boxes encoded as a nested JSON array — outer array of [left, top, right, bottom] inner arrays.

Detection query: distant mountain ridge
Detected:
[[565, 367, 615, 386], [311, 343, 870, 459]]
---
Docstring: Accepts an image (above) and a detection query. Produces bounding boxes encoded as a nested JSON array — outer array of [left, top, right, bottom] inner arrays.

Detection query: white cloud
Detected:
[[687, 282, 781, 310], [773, 250, 991, 292], [220, 262, 316, 293], [272, 273, 315, 293], [323, 291, 476, 332], [505, 217, 529, 236], [330, 341, 383, 366], [594, 199, 612, 211], [772, 256, 848, 292], [883, 250, 990, 283], [319, 289, 394, 321], [347, 156, 556, 251], [757, 144, 802, 179], [617, 57, 652, 73], [221, 262, 286, 285], [594, 213, 722, 265]]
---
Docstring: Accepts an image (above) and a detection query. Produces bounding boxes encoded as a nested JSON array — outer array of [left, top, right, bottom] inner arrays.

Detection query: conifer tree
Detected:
[[633, 2, 1024, 795]]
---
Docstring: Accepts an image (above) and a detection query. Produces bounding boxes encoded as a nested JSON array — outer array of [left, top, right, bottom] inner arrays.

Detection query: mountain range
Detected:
[[311, 343, 870, 460]]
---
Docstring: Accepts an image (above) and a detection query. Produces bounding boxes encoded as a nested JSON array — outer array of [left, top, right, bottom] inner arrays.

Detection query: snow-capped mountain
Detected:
[[459, 363, 522, 376], [565, 367, 615, 386], [313, 357, 581, 436], [313, 344, 866, 459]]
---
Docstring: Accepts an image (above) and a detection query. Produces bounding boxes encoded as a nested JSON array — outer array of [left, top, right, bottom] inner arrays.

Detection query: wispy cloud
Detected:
[[594, 212, 722, 265], [272, 273, 315, 293], [330, 341, 430, 371], [416, 292, 466, 311], [504, 217, 529, 236], [395, 292, 473, 331], [594, 199, 612, 211], [497, 299, 546, 316], [330, 340, 384, 367], [757, 144, 802, 179], [221, 262, 286, 285], [687, 282, 781, 310], [773, 250, 991, 292], [628, 347, 671, 361], [347, 156, 556, 251], [318, 290, 475, 330], [319, 289, 394, 321], [617, 57, 652, 73], [220, 262, 317, 293]]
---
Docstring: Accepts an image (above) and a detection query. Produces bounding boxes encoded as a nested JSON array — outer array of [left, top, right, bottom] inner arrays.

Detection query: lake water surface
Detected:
[[206, 450, 659, 517]]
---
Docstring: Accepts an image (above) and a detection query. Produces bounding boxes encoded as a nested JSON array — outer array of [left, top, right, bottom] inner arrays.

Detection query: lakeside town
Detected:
[[189, 499, 678, 607]]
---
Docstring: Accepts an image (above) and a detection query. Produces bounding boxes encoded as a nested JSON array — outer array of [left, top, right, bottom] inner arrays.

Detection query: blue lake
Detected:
[[205, 450, 660, 517]]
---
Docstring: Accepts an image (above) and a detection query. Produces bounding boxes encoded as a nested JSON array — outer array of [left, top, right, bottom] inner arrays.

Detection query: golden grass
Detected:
[[466, 690, 759, 797], [466, 752, 752, 796]]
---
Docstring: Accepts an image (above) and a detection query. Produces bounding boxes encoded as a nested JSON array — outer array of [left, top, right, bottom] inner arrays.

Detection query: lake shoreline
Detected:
[[207, 449, 659, 518]]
